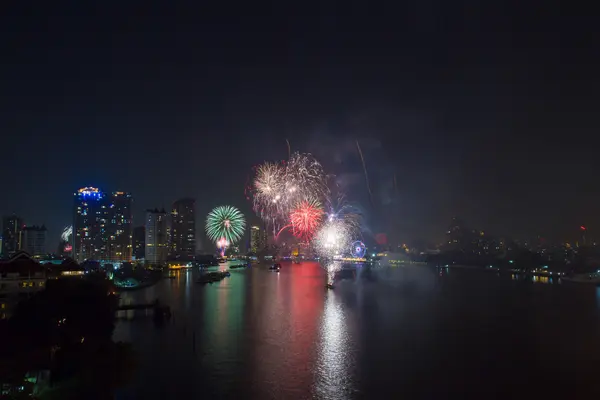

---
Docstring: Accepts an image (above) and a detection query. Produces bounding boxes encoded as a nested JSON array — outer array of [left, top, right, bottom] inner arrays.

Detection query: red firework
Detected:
[[290, 200, 323, 241]]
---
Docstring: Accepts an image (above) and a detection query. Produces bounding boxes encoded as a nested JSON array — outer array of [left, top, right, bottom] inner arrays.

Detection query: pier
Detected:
[[116, 298, 171, 320]]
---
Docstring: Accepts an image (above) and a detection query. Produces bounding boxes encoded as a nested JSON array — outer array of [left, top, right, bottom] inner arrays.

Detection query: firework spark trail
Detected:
[[286, 138, 291, 159], [275, 224, 293, 240], [356, 140, 373, 206], [326, 188, 362, 235]]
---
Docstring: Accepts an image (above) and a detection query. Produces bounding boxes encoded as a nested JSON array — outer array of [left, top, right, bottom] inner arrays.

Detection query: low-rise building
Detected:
[[0, 251, 47, 319], [46, 258, 86, 279]]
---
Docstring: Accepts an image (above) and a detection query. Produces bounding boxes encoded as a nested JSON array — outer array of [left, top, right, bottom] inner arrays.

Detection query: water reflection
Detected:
[[314, 288, 355, 399], [113, 262, 600, 399], [510, 273, 557, 284]]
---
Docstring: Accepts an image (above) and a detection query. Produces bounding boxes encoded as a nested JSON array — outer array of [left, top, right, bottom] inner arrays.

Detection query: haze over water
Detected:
[[114, 262, 600, 399]]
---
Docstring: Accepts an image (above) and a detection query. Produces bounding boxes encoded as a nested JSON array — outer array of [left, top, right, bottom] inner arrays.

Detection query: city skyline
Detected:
[[1, 183, 598, 257], [1, 3, 598, 250]]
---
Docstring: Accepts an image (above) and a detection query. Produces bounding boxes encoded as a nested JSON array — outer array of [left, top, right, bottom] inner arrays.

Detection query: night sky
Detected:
[[1, 2, 597, 251]]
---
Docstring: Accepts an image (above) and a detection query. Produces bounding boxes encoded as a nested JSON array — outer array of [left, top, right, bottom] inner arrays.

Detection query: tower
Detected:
[[145, 208, 168, 265], [170, 198, 196, 261]]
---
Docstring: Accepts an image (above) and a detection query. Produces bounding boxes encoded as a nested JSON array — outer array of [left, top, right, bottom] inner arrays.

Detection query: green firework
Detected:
[[205, 205, 246, 244]]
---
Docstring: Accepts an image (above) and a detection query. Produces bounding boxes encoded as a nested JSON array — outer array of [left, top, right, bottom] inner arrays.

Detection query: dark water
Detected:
[[114, 262, 600, 399]]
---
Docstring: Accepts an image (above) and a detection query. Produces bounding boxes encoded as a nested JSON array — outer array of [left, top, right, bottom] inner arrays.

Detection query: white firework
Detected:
[[61, 225, 73, 242], [313, 217, 353, 258], [253, 162, 286, 229]]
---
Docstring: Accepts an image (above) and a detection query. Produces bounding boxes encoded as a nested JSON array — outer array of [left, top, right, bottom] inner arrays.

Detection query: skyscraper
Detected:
[[133, 226, 145, 260], [73, 187, 133, 263], [145, 208, 168, 264], [107, 192, 133, 262], [170, 198, 196, 261], [250, 225, 266, 254], [73, 187, 109, 263], [21, 225, 47, 258], [1, 215, 23, 257]]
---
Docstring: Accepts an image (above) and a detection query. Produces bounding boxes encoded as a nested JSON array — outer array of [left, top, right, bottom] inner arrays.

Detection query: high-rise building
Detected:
[[107, 192, 133, 262], [250, 225, 266, 254], [74, 187, 109, 263], [145, 208, 168, 264], [21, 225, 47, 258], [73, 187, 133, 264], [170, 198, 196, 261], [133, 226, 145, 260], [2, 215, 24, 257]]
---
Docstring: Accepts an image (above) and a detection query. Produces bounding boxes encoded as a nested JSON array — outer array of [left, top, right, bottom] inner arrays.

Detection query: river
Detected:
[[113, 261, 600, 399]]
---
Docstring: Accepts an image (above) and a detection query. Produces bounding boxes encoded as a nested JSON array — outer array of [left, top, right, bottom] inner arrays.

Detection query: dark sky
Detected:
[[1, 1, 598, 250]]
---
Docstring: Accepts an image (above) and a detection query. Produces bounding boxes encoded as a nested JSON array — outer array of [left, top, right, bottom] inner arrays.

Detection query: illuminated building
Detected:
[[21, 225, 47, 258], [145, 208, 168, 264], [74, 187, 109, 263], [1, 214, 24, 257], [250, 225, 266, 253], [133, 226, 145, 260], [170, 198, 196, 261], [73, 187, 133, 263], [0, 252, 47, 319], [107, 192, 133, 262]]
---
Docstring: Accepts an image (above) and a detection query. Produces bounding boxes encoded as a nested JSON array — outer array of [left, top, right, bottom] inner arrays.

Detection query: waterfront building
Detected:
[[133, 226, 145, 260], [0, 251, 47, 319], [73, 187, 133, 264], [73, 187, 108, 263], [46, 258, 86, 279], [145, 208, 169, 264], [21, 225, 47, 258], [170, 198, 196, 261], [1, 214, 24, 257], [107, 191, 133, 262]]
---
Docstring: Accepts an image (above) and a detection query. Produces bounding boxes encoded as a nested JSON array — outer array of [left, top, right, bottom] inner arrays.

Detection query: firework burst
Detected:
[[61, 225, 73, 242], [289, 198, 324, 242], [313, 216, 354, 258], [205, 206, 246, 245], [251, 152, 329, 236]]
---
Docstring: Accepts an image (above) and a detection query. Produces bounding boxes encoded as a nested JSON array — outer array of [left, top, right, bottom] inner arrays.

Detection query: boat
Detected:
[[325, 283, 334, 289], [230, 264, 246, 270], [196, 271, 230, 284], [561, 273, 600, 285], [269, 263, 281, 272]]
